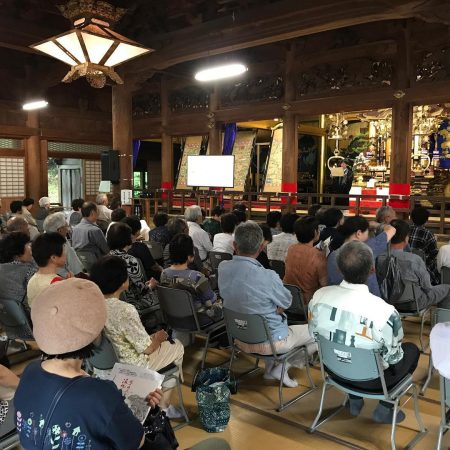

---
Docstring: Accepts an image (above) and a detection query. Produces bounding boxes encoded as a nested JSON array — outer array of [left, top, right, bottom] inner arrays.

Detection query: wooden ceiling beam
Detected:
[[125, 0, 435, 83]]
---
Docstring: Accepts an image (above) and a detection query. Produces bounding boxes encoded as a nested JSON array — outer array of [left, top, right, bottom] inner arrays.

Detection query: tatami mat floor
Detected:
[[10, 317, 447, 449]]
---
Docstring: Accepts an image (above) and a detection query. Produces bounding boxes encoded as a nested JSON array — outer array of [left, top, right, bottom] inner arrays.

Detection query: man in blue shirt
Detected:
[[218, 221, 316, 388]]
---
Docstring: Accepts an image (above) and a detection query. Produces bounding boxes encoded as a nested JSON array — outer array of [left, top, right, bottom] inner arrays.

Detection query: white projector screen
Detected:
[[187, 155, 235, 188]]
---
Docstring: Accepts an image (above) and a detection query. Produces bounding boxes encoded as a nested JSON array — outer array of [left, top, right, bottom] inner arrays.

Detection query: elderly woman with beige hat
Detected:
[[14, 277, 229, 450], [14, 278, 162, 449]]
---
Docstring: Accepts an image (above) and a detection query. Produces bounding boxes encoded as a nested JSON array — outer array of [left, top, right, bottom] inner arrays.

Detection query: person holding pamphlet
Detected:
[[14, 277, 230, 450]]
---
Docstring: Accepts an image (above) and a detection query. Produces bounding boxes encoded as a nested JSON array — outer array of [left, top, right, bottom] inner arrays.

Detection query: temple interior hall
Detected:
[[2, 1, 450, 449]]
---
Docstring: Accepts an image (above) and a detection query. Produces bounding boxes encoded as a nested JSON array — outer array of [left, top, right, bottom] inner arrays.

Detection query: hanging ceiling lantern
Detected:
[[30, 1, 152, 88]]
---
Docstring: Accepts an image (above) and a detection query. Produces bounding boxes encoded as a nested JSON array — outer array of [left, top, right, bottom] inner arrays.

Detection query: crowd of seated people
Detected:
[[1, 192, 450, 449]]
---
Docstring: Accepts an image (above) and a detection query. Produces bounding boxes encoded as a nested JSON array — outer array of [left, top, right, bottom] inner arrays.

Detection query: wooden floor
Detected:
[[10, 317, 446, 450]]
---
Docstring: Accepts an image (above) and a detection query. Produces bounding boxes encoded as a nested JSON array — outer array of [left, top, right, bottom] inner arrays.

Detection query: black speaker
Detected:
[[101, 150, 119, 184]]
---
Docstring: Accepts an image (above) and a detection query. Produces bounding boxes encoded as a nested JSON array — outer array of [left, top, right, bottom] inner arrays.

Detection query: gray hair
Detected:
[[376, 205, 395, 223], [43, 212, 67, 233], [234, 220, 264, 255], [6, 217, 28, 234], [38, 197, 50, 207], [184, 205, 202, 222], [96, 193, 107, 205], [336, 240, 374, 284]]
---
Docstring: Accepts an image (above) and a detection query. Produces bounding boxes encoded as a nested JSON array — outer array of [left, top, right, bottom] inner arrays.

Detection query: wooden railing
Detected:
[[132, 190, 450, 236]]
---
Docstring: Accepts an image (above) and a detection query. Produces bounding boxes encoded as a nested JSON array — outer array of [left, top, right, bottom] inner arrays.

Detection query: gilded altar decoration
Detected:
[[176, 136, 203, 190], [263, 126, 283, 193]]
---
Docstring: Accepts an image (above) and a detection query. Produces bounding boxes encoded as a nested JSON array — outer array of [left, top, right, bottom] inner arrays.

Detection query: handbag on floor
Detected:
[[191, 368, 237, 433], [142, 406, 179, 450]]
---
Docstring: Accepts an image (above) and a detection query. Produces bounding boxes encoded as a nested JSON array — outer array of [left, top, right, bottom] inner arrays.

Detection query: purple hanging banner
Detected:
[[222, 123, 237, 155], [132, 139, 141, 169]]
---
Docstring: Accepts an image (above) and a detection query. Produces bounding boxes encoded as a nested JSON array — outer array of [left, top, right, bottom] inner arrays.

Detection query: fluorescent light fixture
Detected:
[[22, 100, 48, 110], [195, 63, 247, 82]]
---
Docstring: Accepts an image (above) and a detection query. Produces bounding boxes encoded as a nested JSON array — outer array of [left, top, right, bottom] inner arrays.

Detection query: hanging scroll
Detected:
[[263, 127, 283, 192], [228, 131, 256, 192], [176, 136, 203, 190]]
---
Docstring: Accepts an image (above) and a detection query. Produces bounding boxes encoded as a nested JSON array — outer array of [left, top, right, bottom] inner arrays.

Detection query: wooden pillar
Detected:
[[208, 85, 221, 155], [161, 76, 173, 191], [389, 21, 412, 209], [112, 84, 133, 196], [25, 111, 42, 206], [281, 42, 298, 208]]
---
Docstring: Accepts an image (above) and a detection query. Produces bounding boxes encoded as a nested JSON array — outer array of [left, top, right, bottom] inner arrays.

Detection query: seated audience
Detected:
[[266, 210, 282, 236], [284, 216, 327, 303], [203, 206, 225, 239], [122, 215, 162, 280], [163, 218, 204, 272], [437, 238, 450, 273], [90, 256, 185, 419], [318, 207, 344, 254], [375, 205, 397, 228], [6, 217, 30, 236], [234, 202, 247, 213], [10, 201, 39, 240], [309, 240, 418, 423], [36, 197, 50, 222], [0, 232, 36, 307], [106, 207, 127, 236], [218, 221, 317, 388], [149, 212, 171, 248], [328, 216, 395, 297], [72, 202, 109, 259], [107, 223, 159, 326], [109, 195, 121, 211], [27, 233, 67, 305], [376, 219, 450, 310], [256, 223, 272, 269], [430, 322, 450, 379], [43, 212, 84, 277], [95, 193, 112, 222], [409, 206, 440, 285], [161, 234, 221, 321], [21, 198, 37, 227], [15, 277, 164, 449], [307, 204, 322, 217], [185, 205, 213, 261], [212, 212, 238, 255], [231, 209, 247, 225], [0, 364, 19, 426], [267, 213, 299, 262], [69, 198, 84, 227]]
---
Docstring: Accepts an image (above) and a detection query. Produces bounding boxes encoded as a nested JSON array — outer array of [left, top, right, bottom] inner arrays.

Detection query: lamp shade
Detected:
[[30, 17, 152, 87]]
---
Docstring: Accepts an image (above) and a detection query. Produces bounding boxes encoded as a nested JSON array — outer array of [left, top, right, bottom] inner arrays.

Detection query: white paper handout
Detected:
[[110, 363, 165, 423]]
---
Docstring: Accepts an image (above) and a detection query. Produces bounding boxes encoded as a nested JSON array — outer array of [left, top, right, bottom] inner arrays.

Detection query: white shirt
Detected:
[[212, 233, 234, 255], [188, 221, 213, 260], [431, 322, 450, 379], [267, 232, 297, 262], [97, 204, 111, 222], [437, 242, 450, 273]]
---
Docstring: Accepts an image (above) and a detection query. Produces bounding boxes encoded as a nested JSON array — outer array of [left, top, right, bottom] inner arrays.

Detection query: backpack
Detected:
[[376, 249, 405, 303]]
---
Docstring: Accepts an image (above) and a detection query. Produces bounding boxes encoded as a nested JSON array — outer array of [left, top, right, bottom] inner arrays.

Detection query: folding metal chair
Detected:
[[223, 308, 315, 412], [75, 249, 97, 273], [269, 259, 285, 279], [209, 251, 232, 275], [157, 285, 227, 369], [421, 308, 450, 395], [441, 266, 450, 284], [393, 281, 432, 352], [85, 332, 189, 429], [146, 241, 164, 262], [310, 334, 427, 450], [437, 373, 450, 449], [0, 300, 32, 341], [283, 283, 307, 325]]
